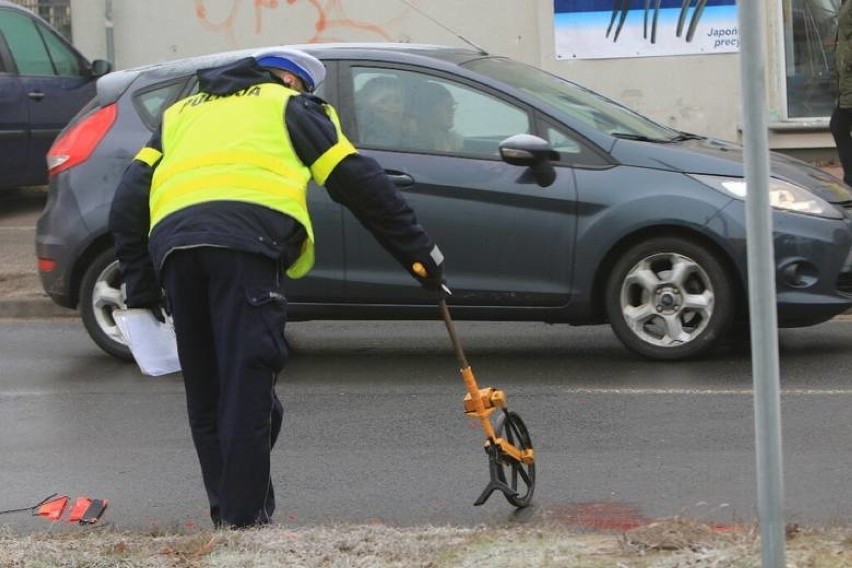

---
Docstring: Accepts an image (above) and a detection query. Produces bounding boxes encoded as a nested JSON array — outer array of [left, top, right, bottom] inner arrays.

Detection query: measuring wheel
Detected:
[[419, 276, 539, 509], [493, 410, 536, 507]]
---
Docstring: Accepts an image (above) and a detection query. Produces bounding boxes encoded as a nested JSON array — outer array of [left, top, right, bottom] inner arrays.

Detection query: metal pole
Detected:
[[105, 0, 114, 66], [736, 2, 785, 566]]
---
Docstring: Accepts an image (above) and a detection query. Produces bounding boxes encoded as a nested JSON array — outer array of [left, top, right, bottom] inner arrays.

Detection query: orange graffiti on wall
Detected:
[[193, 0, 417, 46]]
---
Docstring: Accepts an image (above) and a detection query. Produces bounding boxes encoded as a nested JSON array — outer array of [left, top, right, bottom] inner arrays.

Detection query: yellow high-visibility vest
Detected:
[[140, 83, 355, 278]]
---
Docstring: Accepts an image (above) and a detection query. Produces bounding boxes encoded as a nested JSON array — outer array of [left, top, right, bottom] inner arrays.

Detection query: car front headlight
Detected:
[[689, 174, 843, 220]]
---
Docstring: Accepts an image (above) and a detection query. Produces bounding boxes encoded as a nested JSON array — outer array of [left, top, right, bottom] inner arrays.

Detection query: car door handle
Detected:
[[386, 172, 414, 188], [27, 91, 45, 101]]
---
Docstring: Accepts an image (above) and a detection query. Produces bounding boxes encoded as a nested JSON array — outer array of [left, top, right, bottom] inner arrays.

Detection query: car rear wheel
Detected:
[[80, 248, 133, 360], [604, 237, 734, 360]]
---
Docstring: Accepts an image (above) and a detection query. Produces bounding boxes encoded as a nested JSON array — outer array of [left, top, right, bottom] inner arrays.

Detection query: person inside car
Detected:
[[355, 76, 409, 146], [408, 81, 462, 152]]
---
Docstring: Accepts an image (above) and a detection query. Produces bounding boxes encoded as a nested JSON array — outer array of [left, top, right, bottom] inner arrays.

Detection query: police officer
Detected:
[[832, 0, 852, 186], [108, 48, 445, 529]]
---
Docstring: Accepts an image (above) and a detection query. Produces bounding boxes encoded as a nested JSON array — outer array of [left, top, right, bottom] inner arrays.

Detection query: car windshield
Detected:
[[464, 57, 681, 142]]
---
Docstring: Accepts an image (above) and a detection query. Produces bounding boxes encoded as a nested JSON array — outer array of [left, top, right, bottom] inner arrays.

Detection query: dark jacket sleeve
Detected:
[[285, 95, 444, 280], [107, 130, 162, 308]]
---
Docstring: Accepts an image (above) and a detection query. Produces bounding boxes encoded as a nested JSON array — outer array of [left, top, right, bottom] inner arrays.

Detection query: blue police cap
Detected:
[[253, 47, 325, 92]]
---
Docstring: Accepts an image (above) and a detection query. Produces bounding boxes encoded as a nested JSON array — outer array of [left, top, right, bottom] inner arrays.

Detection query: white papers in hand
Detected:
[[113, 308, 181, 376]]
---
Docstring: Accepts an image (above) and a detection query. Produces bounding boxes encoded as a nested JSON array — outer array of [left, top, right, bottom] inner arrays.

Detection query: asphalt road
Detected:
[[0, 187, 43, 286], [3, 180, 852, 534], [2, 317, 852, 534], [0, 187, 75, 317]]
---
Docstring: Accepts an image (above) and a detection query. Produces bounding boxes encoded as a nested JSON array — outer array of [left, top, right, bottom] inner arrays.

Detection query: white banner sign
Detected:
[[554, 0, 739, 60]]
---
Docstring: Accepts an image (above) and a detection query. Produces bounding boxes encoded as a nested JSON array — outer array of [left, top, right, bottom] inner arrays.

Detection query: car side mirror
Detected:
[[90, 59, 112, 78], [499, 134, 559, 188]]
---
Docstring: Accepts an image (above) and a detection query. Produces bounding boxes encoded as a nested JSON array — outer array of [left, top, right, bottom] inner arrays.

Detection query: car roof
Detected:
[[97, 43, 490, 104]]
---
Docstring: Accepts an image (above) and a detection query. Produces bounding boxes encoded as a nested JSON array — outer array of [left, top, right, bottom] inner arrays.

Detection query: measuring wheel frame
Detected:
[[493, 410, 536, 507]]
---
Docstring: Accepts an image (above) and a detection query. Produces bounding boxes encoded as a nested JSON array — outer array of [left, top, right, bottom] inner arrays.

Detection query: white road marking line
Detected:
[[556, 388, 852, 396]]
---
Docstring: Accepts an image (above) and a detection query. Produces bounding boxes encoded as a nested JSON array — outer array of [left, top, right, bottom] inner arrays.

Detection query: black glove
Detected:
[[147, 304, 166, 324], [412, 262, 446, 293]]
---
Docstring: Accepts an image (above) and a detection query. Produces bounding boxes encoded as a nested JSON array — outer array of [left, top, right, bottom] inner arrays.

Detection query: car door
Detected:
[[0, 13, 29, 187], [0, 7, 95, 186], [338, 63, 578, 307]]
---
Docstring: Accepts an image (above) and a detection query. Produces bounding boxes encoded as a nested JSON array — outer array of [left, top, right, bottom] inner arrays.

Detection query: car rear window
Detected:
[[133, 79, 189, 129]]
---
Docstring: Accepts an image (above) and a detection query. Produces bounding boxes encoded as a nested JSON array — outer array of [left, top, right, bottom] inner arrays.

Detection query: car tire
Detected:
[[80, 248, 133, 361], [604, 236, 734, 360]]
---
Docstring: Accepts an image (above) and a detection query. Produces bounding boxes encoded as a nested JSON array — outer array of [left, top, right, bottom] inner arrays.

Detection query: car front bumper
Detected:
[[710, 201, 852, 327]]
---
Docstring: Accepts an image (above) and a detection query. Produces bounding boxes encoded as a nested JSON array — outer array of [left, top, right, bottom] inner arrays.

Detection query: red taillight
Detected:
[[38, 258, 56, 272], [47, 103, 117, 177]]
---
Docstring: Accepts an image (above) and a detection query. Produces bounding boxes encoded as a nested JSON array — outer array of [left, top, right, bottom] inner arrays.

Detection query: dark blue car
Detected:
[[0, 0, 110, 188], [35, 43, 852, 361]]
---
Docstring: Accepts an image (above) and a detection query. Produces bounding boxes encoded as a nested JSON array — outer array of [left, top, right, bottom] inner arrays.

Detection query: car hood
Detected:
[[609, 136, 852, 204]]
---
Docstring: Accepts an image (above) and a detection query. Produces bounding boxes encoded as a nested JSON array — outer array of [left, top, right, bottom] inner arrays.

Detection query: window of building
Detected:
[[783, 0, 840, 118]]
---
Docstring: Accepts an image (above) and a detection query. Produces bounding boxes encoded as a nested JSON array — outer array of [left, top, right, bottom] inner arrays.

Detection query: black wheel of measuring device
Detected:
[[494, 410, 536, 507]]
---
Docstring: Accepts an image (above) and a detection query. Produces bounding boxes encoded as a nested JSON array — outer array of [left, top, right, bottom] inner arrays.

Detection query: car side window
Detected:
[[352, 70, 406, 148], [351, 67, 530, 157], [38, 21, 84, 76], [0, 10, 54, 75], [543, 122, 610, 167], [0, 10, 79, 76]]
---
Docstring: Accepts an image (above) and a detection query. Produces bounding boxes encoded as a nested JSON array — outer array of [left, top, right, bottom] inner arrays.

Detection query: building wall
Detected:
[[69, 1, 824, 154]]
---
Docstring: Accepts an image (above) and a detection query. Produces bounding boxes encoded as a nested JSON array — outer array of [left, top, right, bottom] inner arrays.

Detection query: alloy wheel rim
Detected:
[[619, 252, 715, 347], [91, 260, 127, 346]]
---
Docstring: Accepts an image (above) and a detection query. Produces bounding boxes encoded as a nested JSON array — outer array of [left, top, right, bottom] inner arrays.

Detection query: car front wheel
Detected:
[[604, 237, 734, 360], [79, 248, 133, 360]]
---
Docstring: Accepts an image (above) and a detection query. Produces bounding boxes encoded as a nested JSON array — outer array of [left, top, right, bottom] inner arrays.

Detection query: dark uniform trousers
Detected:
[[831, 106, 852, 187], [161, 246, 289, 527]]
